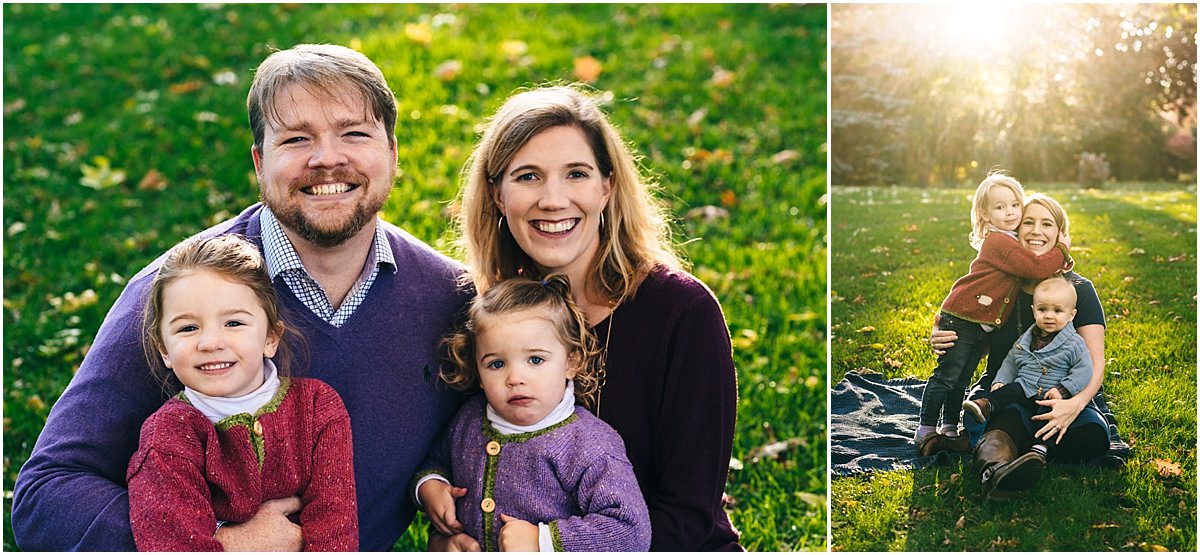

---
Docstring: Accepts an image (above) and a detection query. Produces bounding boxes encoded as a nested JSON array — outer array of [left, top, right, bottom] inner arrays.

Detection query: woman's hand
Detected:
[[989, 381, 1005, 392], [929, 314, 958, 356], [1032, 395, 1087, 444], [498, 514, 539, 552]]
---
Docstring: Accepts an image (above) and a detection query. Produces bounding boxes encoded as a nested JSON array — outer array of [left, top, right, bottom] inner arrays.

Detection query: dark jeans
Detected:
[[980, 382, 1052, 446], [983, 382, 1049, 415], [986, 402, 1110, 462], [920, 313, 988, 427]]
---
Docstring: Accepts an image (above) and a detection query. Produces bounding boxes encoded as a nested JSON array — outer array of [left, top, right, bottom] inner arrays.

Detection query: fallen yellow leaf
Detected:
[[501, 40, 528, 62], [405, 23, 433, 45]]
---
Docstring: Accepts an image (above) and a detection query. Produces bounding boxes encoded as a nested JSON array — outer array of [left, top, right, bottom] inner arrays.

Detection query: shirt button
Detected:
[[252, 421, 264, 436], [486, 441, 501, 456], [1042, 367, 1047, 375], [481, 498, 495, 513]]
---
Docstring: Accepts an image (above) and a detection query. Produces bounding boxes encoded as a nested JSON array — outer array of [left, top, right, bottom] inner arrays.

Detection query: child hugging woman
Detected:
[[127, 235, 357, 551], [414, 275, 650, 552]]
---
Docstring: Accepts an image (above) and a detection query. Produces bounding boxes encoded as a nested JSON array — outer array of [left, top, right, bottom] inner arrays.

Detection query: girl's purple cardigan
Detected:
[[417, 394, 651, 552]]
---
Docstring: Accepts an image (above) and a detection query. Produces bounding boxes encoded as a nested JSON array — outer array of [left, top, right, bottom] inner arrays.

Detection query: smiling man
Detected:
[[12, 44, 471, 551]]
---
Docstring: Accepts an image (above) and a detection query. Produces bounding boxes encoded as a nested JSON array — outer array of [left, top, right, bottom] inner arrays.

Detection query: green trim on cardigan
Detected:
[[478, 404, 580, 550], [177, 378, 292, 471], [481, 412, 579, 443], [550, 520, 564, 551]]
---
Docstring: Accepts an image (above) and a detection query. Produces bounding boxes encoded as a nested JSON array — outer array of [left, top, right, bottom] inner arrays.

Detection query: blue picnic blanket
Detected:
[[831, 371, 1131, 476]]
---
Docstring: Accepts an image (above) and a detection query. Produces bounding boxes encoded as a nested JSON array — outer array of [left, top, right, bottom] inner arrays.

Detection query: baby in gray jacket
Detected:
[[963, 276, 1093, 458]]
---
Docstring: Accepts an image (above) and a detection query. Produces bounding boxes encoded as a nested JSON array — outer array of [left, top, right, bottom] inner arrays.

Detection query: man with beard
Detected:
[[11, 44, 471, 551]]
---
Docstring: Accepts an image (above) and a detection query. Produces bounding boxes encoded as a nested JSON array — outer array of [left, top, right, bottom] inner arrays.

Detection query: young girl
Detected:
[[915, 173, 1072, 454], [414, 275, 651, 552], [126, 234, 357, 551]]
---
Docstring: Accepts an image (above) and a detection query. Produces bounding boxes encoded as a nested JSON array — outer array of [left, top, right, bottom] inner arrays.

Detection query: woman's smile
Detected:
[[532, 218, 580, 235]]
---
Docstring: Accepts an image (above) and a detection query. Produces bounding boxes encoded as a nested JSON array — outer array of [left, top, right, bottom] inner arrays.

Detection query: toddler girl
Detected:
[[916, 173, 1072, 454], [126, 234, 357, 551], [414, 275, 650, 551]]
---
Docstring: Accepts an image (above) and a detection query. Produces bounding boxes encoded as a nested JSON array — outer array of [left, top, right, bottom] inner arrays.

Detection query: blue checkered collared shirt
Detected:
[[259, 208, 397, 327]]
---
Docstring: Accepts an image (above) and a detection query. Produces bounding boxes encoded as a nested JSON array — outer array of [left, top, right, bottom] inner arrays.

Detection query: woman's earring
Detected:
[[498, 215, 506, 233], [599, 211, 605, 233]]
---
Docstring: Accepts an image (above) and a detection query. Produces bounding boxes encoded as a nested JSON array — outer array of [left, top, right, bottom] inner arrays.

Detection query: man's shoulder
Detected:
[[377, 219, 466, 275]]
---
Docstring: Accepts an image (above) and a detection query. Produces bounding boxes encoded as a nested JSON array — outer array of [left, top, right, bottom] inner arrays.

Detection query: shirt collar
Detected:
[[259, 206, 396, 280]]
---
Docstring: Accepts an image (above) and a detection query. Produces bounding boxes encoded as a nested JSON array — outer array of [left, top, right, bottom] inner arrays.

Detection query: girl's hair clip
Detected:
[[540, 274, 571, 296]]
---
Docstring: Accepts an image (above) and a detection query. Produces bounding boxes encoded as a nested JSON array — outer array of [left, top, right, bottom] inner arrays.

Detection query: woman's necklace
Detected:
[[595, 299, 618, 418]]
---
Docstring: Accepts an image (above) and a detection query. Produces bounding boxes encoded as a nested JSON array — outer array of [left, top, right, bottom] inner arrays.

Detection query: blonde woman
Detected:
[[453, 86, 741, 550]]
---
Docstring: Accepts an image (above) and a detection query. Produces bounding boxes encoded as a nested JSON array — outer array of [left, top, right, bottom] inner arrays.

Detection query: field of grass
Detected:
[[2, 4, 827, 550], [830, 184, 1196, 551]]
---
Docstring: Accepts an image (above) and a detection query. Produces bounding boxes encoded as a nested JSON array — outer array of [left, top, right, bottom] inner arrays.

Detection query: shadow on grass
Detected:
[[901, 456, 1139, 550]]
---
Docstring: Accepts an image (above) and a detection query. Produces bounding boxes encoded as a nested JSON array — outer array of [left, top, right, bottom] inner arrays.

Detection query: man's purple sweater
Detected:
[[12, 203, 471, 551]]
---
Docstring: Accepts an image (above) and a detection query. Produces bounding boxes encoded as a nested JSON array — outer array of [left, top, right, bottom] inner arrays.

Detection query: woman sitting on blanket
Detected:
[[930, 194, 1111, 500]]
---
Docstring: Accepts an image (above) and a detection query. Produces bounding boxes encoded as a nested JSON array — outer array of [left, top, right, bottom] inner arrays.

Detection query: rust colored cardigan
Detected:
[[127, 377, 357, 551], [940, 232, 1072, 326]]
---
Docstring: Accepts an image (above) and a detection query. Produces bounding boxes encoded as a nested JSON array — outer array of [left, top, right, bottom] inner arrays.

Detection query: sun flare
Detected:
[[924, 3, 1020, 58]]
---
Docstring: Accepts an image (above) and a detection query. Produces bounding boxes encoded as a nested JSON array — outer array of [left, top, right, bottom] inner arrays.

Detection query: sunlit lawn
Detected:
[[830, 184, 1196, 551], [3, 4, 827, 551]]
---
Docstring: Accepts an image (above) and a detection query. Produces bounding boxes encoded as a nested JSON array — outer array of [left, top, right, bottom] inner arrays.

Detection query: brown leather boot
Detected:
[[993, 450, 1046, 491], [962, 398, 993, 424], [973, 429, 1017, 501], [919, 432, 972, 456]]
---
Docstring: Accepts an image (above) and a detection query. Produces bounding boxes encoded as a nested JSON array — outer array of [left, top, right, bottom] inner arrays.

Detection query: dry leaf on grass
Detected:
[[573, 56, 602, 83], [1153, 458, 1182, 478]]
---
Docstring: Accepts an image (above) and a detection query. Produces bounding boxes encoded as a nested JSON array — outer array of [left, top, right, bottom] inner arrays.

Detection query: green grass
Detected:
[[830, 184, 1196, 551], [3, 4, 827, 550]]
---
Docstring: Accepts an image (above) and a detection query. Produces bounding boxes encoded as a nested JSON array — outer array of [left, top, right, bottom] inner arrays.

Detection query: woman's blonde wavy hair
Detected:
[[455, 85, 681, 304], [440, 275, 603, 410]]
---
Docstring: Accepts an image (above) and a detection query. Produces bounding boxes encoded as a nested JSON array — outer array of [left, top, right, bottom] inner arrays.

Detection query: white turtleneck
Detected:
[[183, 359, 281, 424]]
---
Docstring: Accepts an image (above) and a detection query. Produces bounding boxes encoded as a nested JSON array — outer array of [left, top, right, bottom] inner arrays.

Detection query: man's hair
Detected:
[[247, 44, 397, 151]]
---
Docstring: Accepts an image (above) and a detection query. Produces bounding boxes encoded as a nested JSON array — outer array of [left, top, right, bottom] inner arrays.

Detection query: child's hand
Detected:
[[418, 479, 468, 536], [990, 381, 1005, 392], [1044, 387, 1063, 400], [498, 514, 539, 552], [428, 531, 481, 552]]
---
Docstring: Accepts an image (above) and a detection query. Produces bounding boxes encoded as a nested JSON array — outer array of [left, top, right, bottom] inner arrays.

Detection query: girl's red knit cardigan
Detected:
[[127, 377, 357, 551]]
